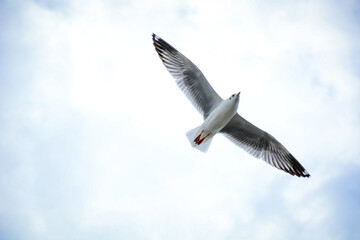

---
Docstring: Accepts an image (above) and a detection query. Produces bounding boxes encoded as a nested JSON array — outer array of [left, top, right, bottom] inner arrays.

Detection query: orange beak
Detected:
[[237, 92, 241, 97]]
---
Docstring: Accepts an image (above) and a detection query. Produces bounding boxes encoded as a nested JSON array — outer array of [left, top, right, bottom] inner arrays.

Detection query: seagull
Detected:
[[152, 33, 310, 178]]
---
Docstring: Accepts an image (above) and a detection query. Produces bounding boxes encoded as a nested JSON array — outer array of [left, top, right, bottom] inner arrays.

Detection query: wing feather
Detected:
[[221, 114, 310, 177], [152, 33, 222, 118]]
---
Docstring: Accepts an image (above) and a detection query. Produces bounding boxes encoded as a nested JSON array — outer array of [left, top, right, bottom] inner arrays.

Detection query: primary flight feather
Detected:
[[152, 33, 310, 178]]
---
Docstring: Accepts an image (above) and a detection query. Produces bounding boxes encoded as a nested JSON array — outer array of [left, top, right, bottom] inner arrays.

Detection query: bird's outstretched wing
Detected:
[[152, 33, 222, 118], [221, 114, 310, 177]]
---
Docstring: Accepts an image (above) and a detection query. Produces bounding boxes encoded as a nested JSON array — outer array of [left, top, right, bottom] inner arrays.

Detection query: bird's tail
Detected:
[[186, 126, 213, 153]]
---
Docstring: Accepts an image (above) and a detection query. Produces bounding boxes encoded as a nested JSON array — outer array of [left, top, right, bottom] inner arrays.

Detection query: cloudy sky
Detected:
[[1, 0, 360, 239]]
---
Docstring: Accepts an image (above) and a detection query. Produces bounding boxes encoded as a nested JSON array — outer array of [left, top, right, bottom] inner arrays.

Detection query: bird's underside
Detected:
[[152, 33, 310, 178]]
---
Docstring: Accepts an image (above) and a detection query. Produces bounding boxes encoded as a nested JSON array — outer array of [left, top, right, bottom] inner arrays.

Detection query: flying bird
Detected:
[[152, 33, 310, 178]]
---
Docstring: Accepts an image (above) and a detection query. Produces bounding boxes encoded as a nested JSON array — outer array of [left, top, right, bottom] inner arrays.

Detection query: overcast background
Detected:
[[1, 0, 360, 239]]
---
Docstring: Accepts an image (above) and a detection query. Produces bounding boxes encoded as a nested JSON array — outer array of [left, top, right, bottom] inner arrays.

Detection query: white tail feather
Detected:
[[186, 127, 200, 147], [186, 127, 213, 153]]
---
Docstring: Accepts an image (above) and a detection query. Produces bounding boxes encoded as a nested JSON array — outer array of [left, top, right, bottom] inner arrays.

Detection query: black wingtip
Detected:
[[285, 153, 311, 178], [152, 33, 161, 43], [151, 33, 178, 55], [294, 168, 311, 178], [295, 169, 311, 178]]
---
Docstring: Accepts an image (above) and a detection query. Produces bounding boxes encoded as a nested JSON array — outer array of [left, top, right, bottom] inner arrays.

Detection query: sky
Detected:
[[0, 0, 360, 239]]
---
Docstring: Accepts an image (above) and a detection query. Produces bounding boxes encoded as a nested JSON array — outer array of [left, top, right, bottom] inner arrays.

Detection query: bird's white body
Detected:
[[204, 96, 239, 132], [186, 94, 240, 152]]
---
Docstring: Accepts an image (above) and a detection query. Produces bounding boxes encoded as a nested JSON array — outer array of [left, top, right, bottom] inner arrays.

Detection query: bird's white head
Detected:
[[227, 92, 240, 109], [228, 92, 241, 101]]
